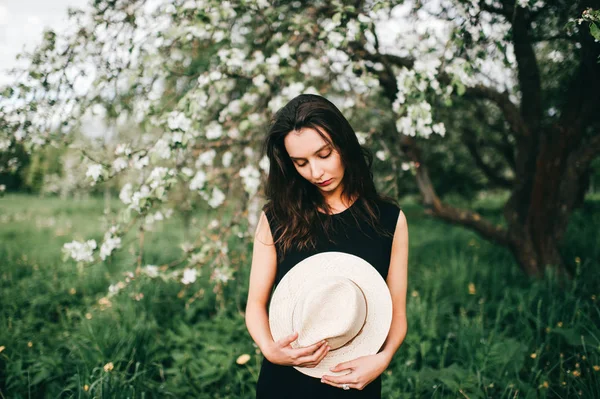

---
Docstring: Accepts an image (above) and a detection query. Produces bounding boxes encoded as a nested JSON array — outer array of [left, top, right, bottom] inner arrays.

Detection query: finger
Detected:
[[320, 378, 356, 390], [297, 342, 329, 366], [299, 343, 330, 367], [277, 331, 298, 347], [329, 360, 355, 373], [294, 339, 327, 357], [321, 371, 354, 384]]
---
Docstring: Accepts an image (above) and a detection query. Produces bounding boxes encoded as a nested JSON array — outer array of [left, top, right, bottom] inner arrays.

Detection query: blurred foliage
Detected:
[[0, 193, 598, 398]]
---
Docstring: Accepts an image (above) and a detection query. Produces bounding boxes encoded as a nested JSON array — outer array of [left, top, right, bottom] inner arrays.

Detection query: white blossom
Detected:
[[119, 183, 133, 205], [189, 170, 207, 191], [355, 131, 368, 145], [259, 155, 270, 173], [222, 151, 233, 167], [85, 164, 104, 184], [0, 139, 11, 151], [432, 123, 446, 137], [130, 185, 152, 212], [143, 265, 159, 278], [133, 155, 149, 170], [208, 187, 226, 208], [167, 111, 192, 131], [239, 165, 261, 196], [115, 143, 132, 156], [205, 121, 223, 140], [181, 268, 198, 284], [150, 138, 171, 160], [196, 149, 216, 167], [63, 239, 97, 263], [112, 157, 128, 172], [100, 232, 121, 261], [212, 267, 232, 284]]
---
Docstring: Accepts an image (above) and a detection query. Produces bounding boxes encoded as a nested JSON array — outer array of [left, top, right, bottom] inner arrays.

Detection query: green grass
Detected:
[[0, 193, 599, 398]]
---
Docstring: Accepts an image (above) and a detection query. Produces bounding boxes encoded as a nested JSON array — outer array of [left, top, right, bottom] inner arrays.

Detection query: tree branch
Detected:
[[399, 135, 511, 247], [463, 128, 514, 189], [461, 82, 529, 137]]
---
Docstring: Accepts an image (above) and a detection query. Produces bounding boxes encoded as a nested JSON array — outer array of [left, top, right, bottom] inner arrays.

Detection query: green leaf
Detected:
[[590, 22, 600, 41]]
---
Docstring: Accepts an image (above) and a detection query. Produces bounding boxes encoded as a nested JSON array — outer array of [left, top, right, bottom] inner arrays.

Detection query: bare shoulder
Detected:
[[254, 210, 275, 246]]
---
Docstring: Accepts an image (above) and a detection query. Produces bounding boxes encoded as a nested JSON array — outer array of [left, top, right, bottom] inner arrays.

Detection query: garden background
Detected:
[[1, 0, 599, 397]]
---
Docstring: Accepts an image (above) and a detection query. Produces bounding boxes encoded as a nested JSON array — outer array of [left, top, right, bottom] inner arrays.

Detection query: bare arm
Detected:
[[245, 210, 278, 358], [379, 209, 409, 364]]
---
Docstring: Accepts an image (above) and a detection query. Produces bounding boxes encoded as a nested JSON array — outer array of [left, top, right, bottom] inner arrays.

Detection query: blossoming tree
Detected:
[[1, 0, 599, 289]]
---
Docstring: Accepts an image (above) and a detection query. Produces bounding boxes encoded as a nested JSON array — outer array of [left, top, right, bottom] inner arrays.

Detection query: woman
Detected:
[[245, 94, 409, 398]]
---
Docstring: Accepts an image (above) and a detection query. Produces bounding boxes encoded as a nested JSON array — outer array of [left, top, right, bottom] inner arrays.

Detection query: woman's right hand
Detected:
[[266, 332, 330, 368]]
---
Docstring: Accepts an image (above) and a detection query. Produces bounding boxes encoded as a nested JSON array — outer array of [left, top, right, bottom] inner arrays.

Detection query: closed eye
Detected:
[[296, 152, 331, 167]]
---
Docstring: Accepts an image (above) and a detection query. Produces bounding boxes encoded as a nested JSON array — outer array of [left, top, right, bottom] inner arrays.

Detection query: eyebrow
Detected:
[[289, 144, 330, 161]]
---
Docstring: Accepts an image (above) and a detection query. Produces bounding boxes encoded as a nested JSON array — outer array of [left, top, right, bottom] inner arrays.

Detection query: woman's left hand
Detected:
[[320, 352, 390, 391]]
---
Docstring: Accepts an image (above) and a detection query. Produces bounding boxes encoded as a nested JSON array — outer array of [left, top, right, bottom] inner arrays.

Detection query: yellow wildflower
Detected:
[[103, 362, 114, 372], [0, 346, 5, 353], [236, 354, 251, 365], [542, 381, 549, 388], [557, 321, 563, 328], [530, 353, 537, 359], [85, 313, 92, 320], [572, 370, 581, 377], [28, 342, 33, 348], [69, 288, 76, 295], [411, 290, 419, 297], [84, 385, 89, 391], [593, 365, 600, 371], [468, 283, 476, 295], [575, 257, 581, 264]]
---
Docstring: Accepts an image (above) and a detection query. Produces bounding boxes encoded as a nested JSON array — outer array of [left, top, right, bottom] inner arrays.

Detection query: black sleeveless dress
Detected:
[[255, 197, 401, 399]]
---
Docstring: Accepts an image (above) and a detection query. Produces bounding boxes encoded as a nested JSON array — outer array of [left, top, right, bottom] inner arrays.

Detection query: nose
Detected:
[[309, 160, 324, 181]]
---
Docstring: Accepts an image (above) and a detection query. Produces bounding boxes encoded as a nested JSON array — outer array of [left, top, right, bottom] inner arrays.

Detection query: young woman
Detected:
[[245, 94, 409, 398]]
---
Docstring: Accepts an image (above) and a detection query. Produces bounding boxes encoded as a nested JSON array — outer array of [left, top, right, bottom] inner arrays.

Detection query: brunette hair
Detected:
[[260, 94, 398, 263]]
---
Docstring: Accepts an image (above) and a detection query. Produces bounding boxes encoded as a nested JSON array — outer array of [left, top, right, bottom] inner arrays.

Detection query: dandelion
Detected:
[[103, 362, 114, 372], [572, 370, 581, 377], [69, 288, 76, 295], [593, 365, 600, 371], [542, 381, 549, 388], [557, 321, 563, 327], [236, 354, 251, 365], [468, 283, 476, 295], [28, 342, 33, 348], [84, 384, 89, 391], [85, 313, 92, 320], [98, 297, 111, 309], [530, 353, 537, 359]]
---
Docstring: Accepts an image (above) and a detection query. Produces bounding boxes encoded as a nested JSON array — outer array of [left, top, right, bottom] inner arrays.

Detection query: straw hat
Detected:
[[268, 251, 392, 379]]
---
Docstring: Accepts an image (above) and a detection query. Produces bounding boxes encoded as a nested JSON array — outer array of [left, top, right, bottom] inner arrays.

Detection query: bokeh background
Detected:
[[1, 0, 599, 398]]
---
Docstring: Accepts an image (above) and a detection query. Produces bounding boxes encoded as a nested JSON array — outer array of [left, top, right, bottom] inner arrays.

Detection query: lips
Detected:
[[317, 178, 332, 186]]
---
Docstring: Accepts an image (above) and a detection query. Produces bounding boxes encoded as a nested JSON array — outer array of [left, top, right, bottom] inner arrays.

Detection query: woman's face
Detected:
[[284, 127, 345, 195]]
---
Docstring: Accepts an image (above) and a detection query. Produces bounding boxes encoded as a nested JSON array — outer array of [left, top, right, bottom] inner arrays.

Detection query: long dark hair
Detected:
[[260, 94, 398, 263]]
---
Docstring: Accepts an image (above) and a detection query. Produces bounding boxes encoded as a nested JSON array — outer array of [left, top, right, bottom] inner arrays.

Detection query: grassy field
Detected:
[[0, 193, 599, 398]]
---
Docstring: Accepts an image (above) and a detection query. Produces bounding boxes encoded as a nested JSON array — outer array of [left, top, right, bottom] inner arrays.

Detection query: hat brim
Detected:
[[268, 251, 392, 378]]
